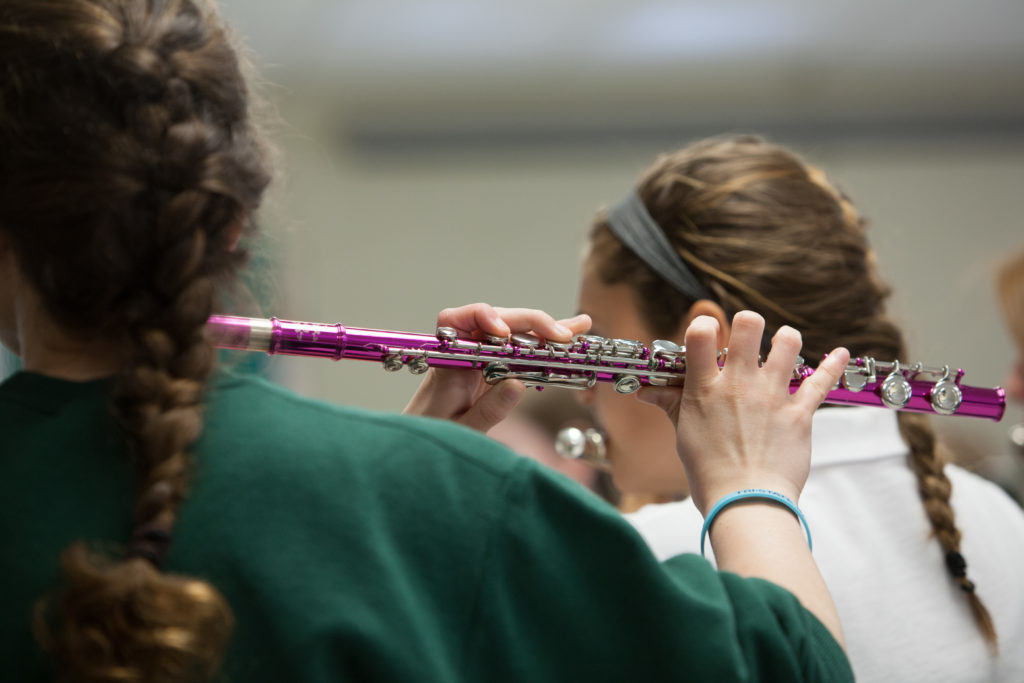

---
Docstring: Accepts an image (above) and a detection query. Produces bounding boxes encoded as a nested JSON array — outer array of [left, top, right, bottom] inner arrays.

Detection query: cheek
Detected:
[[593, 389, 685, 492], [592, 388, 649, 440]]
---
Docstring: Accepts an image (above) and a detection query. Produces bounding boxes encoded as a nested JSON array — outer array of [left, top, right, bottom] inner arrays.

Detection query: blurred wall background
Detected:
[[216, 0, 1024, 493]]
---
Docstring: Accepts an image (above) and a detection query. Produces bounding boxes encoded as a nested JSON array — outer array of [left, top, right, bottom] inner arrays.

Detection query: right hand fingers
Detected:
[[719, 311, 763, 375], [760, 325, 803, 388], [681, 315, 722, 389], [794, 347, 851, 412]]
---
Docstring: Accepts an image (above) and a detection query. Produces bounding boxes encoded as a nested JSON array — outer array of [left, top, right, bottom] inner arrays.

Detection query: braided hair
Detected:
[[588, 134, 997, 650], [0, 0, 271, 679]]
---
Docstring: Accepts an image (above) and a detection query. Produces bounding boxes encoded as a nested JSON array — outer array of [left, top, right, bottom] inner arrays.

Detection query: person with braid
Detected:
[[997, 247, 1024, 416], [996, 247, 1024, 498], [0, 2, 862, 682], [574, 134, 1024, 682]]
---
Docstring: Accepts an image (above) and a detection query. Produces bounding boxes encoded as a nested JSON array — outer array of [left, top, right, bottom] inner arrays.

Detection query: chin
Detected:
[[611, 468, 673, 498]]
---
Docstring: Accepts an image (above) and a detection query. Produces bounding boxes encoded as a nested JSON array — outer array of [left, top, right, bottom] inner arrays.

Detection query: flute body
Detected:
[[207, 315, 1006, 421]]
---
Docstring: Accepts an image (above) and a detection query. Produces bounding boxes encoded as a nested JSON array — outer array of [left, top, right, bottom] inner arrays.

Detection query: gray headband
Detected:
[[605, 191, 712, 301]]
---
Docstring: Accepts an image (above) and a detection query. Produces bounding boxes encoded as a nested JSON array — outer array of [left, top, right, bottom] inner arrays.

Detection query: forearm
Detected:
[[709, 501, 845, 648]]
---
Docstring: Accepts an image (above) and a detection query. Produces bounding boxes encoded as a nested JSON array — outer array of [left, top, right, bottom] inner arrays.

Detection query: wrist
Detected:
[[700, 488, 811, 556], [706, 502, 816, 570], [692, 476, 802, 517]]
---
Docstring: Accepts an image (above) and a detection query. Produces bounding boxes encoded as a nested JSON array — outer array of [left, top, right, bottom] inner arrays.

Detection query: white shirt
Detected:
[[626, 407, 1024, 683]]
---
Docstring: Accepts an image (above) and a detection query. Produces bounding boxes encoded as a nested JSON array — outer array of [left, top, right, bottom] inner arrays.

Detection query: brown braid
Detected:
[[588, 134, 998, 649], [1, 1, 271, 680]]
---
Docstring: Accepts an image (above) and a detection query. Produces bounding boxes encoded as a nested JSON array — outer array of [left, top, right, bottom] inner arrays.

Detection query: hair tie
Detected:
[[945, 550, 968, 578], [127, 523, 173, 569]]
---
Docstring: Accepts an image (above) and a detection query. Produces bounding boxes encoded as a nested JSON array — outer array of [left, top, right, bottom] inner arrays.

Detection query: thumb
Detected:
[[637, 385, 681, 419], [458, 380, 527, 433]]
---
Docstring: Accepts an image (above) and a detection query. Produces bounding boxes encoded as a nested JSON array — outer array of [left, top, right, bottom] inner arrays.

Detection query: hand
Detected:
[[638, 311, 850, 515], [403, 303, 591, 433]]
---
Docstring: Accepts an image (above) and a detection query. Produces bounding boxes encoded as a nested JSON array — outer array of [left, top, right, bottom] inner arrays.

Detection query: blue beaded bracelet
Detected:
[[700, 488, 812, 557]]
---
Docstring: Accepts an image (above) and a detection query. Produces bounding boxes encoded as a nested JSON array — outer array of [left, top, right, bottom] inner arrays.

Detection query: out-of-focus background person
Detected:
[[18, 0, 1013, 491], [997, 247, 1024, 407], [486, 390, 617, 503], [995, 248, 1024, 497]]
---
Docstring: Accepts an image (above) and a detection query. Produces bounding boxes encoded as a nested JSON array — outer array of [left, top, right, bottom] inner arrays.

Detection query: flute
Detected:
[[207, 315, 1006, 421]]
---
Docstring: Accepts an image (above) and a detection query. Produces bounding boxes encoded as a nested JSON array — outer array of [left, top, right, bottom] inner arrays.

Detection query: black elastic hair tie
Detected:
[[127, 523, 173, 569], [944, 550, 968, 578]]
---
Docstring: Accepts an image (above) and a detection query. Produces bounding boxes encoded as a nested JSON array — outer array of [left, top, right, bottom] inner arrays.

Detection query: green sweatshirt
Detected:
[[0, 369, 852, 682]]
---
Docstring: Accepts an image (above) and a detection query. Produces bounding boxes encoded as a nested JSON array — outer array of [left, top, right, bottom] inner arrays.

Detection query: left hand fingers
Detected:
[[437, 303, 590, 342], [637, 385, 681, 419], [437, 303, 510, 339], [457, 380, 527, 432], [403, 368, 480, 419], [494, 308, 590, 342], [403, 367, 528, 434]]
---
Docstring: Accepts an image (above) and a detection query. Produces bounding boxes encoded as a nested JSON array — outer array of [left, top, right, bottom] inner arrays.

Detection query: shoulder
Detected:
[[203, 369, 521, 478], [947, 464, 1024, 520], [176, 369, 551, 580], [185, 370, 534, 543], [946, 464, 1024, 538]]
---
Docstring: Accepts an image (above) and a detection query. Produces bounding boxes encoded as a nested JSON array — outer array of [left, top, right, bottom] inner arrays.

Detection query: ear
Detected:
[[670, 299, 730, 349]]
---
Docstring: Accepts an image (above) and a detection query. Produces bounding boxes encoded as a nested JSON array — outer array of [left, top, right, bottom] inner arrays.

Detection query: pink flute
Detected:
[[207, 314, 1006, 422]]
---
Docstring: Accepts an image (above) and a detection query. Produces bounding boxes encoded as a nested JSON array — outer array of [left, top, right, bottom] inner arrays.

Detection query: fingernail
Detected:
[[491, 317, 510, 335]]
